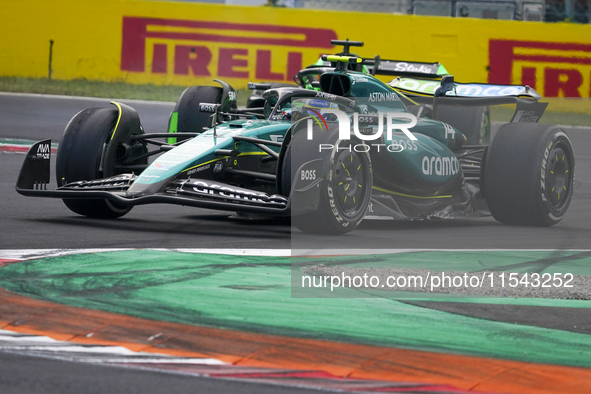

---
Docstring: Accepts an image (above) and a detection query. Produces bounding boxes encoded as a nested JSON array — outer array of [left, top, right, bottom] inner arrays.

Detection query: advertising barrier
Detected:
[[2, 0, 591, 98]]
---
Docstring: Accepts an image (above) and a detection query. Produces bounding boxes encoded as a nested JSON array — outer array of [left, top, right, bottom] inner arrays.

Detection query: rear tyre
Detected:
[[484, 123, 574, 226], [56, 107, 144, 218], [282, 123, 372, 234], [173, 86, 223, 133]]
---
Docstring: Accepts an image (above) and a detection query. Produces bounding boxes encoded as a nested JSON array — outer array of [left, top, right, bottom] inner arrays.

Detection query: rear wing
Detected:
[[389, 75, 547, 124], [367, 59, 449, 79], [313, 57, 448, 79], [320, 40, 450, 79], [389, 75, 542, 101]]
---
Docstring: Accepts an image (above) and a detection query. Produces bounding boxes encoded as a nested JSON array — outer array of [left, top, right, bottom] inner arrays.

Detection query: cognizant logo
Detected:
[[305, 110, 418, 152]]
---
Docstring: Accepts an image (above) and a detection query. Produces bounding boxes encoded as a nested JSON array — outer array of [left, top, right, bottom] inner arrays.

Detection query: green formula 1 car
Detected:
[[16, 41, 574, 234], [242, 39, 490, 145]]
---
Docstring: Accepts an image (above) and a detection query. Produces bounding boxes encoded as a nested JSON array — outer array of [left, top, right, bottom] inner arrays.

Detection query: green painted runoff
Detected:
[[0, 250, 590, 367]]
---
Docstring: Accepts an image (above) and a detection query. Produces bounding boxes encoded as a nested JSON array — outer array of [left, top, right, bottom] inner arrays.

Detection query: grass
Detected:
[[0, 76, 253, 106], [0, 76, 190, 102]]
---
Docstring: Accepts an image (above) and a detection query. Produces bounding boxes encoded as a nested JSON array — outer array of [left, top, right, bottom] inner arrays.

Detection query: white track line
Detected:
[[0, 329, 225, 365]]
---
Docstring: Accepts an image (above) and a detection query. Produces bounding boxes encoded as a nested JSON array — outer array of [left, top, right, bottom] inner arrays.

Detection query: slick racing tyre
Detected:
[[56, 106, 146, 218], [172, 86, 223, 133], [282, 121, 372, 234], [484, 123, 574, 226]]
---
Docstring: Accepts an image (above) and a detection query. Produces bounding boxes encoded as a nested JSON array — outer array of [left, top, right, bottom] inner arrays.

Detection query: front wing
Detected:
[[16, 140, 302, 216]]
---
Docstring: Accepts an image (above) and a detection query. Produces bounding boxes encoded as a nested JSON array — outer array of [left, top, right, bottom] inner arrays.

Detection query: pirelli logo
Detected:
[[121, 17, 337, 82], [489, 39, 591, 97]]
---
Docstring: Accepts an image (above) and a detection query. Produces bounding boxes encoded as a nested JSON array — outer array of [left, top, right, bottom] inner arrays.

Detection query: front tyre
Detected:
[[172, 86, 224, 133], [283, 124, 372, 234], [56, 107, 144, 218], [484, 123, 575, 226]]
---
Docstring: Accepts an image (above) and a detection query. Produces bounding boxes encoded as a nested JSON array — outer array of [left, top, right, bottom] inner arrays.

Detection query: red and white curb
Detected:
[[0, 139, 58, 154], [0, 329, 225, 366], [0, 248, 481, 393], [0, 329, 473, 393]]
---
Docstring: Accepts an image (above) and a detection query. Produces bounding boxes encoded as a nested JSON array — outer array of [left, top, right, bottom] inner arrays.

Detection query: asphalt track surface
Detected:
[[1, 93, 590, 250], [1, 93, 591, 393], [0, 351, 329, 394]]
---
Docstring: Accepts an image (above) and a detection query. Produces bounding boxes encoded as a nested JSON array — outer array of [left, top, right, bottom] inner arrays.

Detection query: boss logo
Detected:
[[357, 115, 378, 124], [301, 169, 316, 181], [199, 104, 218, 113]]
